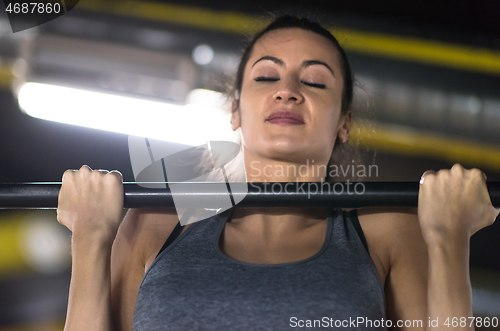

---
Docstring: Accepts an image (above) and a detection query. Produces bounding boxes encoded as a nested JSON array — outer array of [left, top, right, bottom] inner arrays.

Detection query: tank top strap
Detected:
[[346, 208, 370, 254], [322, 208, 371, 263]]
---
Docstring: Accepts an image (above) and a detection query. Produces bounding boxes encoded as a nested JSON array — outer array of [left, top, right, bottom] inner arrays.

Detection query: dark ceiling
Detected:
[[156, 0, 500, 43]]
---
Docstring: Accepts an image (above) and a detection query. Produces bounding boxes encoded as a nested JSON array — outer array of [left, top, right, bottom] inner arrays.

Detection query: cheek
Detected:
[[309, 104, 342, 147], [236, 97, 260, 139], [308, 97, 341, 126], [238, 87, 268, 125]]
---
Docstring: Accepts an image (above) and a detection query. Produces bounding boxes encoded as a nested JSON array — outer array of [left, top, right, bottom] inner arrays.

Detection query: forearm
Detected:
[[426, 235, 473, 331], [64, 234, 114, 331]]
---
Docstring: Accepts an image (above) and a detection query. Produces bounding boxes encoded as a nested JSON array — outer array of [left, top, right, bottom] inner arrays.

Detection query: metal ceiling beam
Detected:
[[74, 0, 500, 76]]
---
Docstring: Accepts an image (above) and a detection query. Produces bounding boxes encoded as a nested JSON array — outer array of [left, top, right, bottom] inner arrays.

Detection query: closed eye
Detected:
[[302, 81, 326, 89], [254, 77, 279, 82], [254, 77, 325, 89]]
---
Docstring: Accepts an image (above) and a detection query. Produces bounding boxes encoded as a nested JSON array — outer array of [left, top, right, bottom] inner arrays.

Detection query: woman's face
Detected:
[[231, 28, 350, 167]]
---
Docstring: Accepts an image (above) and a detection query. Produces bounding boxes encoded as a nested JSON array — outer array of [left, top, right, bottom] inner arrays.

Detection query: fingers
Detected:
[[419, 170, 435, 185], [420, 164, 487, 185], [450, 163, 487, 181], [467, 167, 487, 183], [450, 163, 464, 172], [109, 170, 123, 182], [95, 169, 123, 184], [63, 166, 122, 176], [80, 164, 92, 171], [63, 165, 90, 178], [62, 166, 123, 187]]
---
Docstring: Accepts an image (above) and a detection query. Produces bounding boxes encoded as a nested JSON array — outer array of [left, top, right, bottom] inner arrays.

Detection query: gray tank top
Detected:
[[133, 208, 386, 330]]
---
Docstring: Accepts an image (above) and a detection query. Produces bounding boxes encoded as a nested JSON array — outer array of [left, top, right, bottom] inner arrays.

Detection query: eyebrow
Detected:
[[301, 60, 334, 76], [252, 56, 334, 76], [252, 56, 284, 67]]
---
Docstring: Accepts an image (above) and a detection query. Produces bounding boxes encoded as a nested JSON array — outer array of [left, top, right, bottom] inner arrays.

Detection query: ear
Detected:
[[336, 110, 352, 143], [230, 99, 241, 131]]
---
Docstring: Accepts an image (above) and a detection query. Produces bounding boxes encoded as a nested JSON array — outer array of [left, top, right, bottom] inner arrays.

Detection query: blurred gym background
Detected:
[[1, 0, 500, 329]]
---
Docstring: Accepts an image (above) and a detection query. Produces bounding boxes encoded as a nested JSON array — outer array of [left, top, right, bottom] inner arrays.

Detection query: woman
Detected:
[[57, 16, 499, 330]]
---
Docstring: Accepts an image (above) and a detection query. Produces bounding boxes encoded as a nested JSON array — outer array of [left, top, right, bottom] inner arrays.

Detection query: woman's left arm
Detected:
[[418, 164, 500, 330]]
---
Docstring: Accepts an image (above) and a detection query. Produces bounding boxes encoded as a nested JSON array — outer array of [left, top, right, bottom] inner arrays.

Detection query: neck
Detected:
[[243, 149, 328, 182], [229, 148, 330, 237]]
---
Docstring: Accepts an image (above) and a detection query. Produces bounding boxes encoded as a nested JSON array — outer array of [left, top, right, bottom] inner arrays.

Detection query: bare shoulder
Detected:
[[356, 207, 428, 326], [110, 207, 179, 331], [116, 207, 180, 266], [351, 207, 423, 284], [357, 206, 418, 222], [357, 207, 418, 236], [356, 207, 422, 263]]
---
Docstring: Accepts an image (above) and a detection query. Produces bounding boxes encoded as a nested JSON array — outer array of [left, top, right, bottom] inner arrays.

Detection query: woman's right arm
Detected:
[[57, 165, 180, 331], [57, 165, 124, 331]]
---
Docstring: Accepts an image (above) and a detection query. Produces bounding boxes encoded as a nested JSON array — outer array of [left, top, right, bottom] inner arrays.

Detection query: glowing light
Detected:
[[21, 212, 71, 275], [18, 83, 237, 146], [192, 44, 214, 65]]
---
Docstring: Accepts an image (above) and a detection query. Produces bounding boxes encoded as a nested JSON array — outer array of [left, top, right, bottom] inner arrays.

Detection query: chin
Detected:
[[262, 142, 315, 162]]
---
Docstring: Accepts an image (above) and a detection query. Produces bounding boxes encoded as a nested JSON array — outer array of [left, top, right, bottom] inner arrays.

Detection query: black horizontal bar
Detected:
[[0, 182, 499, 209]]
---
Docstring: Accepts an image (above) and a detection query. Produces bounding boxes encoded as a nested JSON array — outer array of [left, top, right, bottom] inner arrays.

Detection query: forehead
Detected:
[[249, 28, 342, 69]]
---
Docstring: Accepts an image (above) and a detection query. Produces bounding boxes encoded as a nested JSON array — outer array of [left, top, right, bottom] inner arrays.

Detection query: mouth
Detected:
[[266, 111, 305, 125]]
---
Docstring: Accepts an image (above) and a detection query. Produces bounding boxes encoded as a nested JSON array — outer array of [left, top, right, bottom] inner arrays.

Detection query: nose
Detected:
[[273, 76, 304, 104]]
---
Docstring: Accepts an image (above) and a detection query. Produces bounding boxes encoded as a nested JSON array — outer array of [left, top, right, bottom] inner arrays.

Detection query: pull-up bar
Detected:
[[0, 182, 499, 209]]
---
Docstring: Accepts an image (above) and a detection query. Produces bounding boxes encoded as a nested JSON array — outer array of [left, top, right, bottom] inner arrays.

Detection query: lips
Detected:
[[266, 111, 305, 125]]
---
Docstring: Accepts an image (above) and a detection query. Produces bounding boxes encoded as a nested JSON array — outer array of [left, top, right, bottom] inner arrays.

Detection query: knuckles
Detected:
[[469, 168, 485, 181], [450, 163, 465, 173], [61, 166, 123, 188], [436, 169, 450, 180], [80, 164, 92, 171], [61, 170, 72, 182], [422, 164, 486, 186]]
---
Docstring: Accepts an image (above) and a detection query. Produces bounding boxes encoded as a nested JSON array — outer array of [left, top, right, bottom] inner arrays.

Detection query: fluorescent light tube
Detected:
[[18, 83, 236, 146]]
